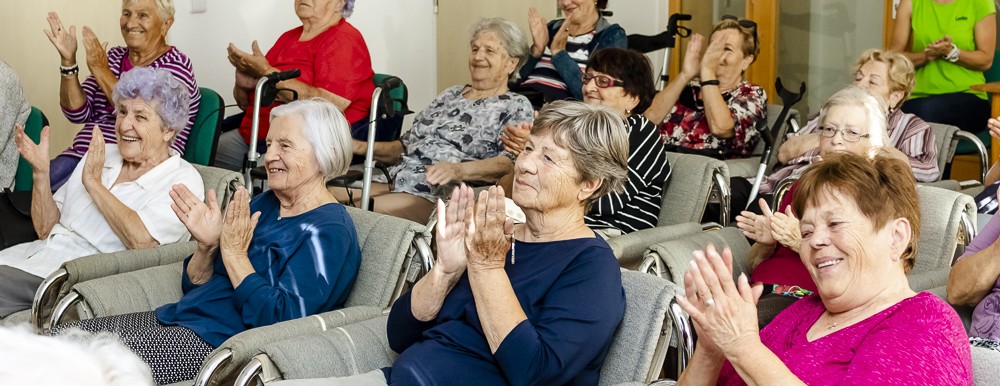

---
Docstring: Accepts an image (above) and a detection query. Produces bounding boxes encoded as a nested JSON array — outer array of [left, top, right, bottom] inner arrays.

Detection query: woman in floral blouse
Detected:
[[644, 16, 767, 159]]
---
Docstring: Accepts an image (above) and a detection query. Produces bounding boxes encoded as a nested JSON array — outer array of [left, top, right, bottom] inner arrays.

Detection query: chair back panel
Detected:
[[598, 271, 677, 385], [184, 87, 225, 166], [14, 107, 48, 191], [913, 185, 975, 276], [660, 153, 728, 226], [645, 227, 751, 286], [342, 206, 428, 309], [928, 122, 958, 180]]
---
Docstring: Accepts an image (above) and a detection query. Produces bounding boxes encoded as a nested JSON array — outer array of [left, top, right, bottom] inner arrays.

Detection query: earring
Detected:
[[625, 108, 632, 115]]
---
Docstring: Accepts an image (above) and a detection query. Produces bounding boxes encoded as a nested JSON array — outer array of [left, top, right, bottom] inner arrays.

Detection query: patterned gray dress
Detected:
[[391, 85, 533, 201]]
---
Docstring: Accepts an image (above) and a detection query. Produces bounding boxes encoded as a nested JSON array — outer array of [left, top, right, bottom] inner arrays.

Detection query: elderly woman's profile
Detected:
[[50, 98, 363, 385]]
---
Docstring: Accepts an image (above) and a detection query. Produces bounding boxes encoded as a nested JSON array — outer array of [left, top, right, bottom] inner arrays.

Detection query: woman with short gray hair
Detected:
[[4, 66, 203, 320], [50, 98, 363, 385], [274, 100, 628, 385], [346, 17, 533, 223]]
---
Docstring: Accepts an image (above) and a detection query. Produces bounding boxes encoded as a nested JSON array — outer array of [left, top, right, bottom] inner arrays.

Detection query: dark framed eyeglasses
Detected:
[[721, 15, 758, 49], [582, 73, 624, 88], [818, 126, 870, 143]]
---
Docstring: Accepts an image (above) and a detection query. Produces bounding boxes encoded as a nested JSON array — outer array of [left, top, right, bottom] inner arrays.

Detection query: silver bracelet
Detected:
[[946, 44, 960, 63]]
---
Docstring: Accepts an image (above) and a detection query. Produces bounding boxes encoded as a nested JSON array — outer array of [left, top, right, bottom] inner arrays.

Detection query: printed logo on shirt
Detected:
[[956, 16, 969, 21]]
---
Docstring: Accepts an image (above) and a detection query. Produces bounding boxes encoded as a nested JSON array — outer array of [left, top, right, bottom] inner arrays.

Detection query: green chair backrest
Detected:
[[14, 107, 47, 192], [373, 73, 408, 115], [183, 87, 224, 166]]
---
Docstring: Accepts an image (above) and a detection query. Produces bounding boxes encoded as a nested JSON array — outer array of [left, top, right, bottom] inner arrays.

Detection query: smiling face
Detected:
[[711, 29, 754, 84], [120, 0, 171, 51], [798, 188, 905, 307], [513, 132, 595, 213], [264, 114, 323, 194], [582, 70, 637, 117], [114, 98, 173, 163], [818, 104, 873, 157], [468, 31, 517, 91], [559, 0, 599, 25], [852, 60, 903, 109]]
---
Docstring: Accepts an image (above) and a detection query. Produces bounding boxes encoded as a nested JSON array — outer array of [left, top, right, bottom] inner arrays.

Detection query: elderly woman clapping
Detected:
[[215, 0, 374, 171], [2, 67, 203, 318], [44, 0, 201, 191], [280, 101, 628, 385], [346, 18, 533, 223], [51, 99, 363, 385], [677, 152, 972, 385]]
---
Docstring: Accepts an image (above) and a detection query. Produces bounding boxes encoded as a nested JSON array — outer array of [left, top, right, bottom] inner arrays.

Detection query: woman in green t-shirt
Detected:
[[889, 0, 996, 135]]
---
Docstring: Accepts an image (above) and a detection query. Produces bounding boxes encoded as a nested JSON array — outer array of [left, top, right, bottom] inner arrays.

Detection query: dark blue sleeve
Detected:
[[552, 23, 626, 101], [386, 290, 438, 353], [231, 222, 361, 328], [492, 246, 625, 386]]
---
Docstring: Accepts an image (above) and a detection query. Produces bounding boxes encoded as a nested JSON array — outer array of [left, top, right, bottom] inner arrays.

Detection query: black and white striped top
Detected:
[[586, 114, 670, 233]]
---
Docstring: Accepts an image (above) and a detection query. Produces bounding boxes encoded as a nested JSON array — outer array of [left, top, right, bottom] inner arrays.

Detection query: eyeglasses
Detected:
[[818, 126, 870, 142], [721, 15, 758, 49], [582, 73, 624, 88]]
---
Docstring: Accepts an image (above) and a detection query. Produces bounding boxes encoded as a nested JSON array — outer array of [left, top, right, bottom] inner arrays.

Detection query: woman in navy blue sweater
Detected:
[[382, 101, 628, 385]]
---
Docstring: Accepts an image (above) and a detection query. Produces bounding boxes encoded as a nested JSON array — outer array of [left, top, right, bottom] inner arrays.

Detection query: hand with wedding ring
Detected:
[[677, 244, 764, 357], [735, 198, 777, 245]]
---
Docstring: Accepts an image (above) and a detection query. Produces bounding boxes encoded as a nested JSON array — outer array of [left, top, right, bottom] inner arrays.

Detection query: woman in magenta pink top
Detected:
[[675, 151, 972, 385], [735, 86, 910, 325]]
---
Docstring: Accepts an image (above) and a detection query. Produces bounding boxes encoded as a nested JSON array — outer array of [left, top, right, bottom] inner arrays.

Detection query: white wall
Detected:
[[605, 0, 670, 83], [169, 0, 437, 127]]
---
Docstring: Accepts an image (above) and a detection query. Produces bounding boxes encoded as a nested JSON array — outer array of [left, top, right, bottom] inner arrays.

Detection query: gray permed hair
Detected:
[[531, 101, 629, 210], [112, 67, 190, 139], [270, 98, 353, 180], [342, 0, 356, 17], [122, 0, 175, 20], [469, 18, 530, 82]]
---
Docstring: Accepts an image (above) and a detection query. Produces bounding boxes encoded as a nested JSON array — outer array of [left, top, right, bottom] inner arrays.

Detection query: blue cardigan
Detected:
[[385, 235, 625, 386], [155, 191, 361, 347]]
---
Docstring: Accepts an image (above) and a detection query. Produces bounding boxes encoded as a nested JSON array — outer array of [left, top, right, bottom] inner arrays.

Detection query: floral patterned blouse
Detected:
[[390, 85, 533, 201], [659, 81, 767, 159]]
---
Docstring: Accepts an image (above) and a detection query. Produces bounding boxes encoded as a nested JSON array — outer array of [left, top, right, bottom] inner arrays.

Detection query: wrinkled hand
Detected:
[[465, 186, 514, 272], [501, 122, 532, 156], [44, 12, 78, 65], [235, 69, 258, 91], [219, 186, 260, 260], [700, 33, 726, 78], [550, 23, 570, 55], [769, 206, 801, 252], [82, 126, 105, 190], [227, 41, 274, 78], [988, 117, 1000, 140], [676, 245, 764, 357], [436, 184, 474, 276], [924, 36, 953, 60], [81, 26, 109, 75], [680, 33, 705, 80], [528, 7, 549, 56], [171, 185, 223, 249], [14, 124, 51, 174], [426, 162, 464, 186], [735, 198, 776, 245]]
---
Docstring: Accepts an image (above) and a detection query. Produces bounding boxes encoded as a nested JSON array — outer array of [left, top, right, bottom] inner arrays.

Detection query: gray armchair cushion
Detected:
[[600, 271, 677, 385], [0, 310, 30, 326], [75, 262, 184, 318], [913, 186, 974, 276], [340, 207, 428, 309], [607, 223, 701, 270], [263, 316, 396, 381], [661, 153, 729, 226], [907, 267, 950, 293], [973, 345, 1000, 385], [645, 227, 751, 285]]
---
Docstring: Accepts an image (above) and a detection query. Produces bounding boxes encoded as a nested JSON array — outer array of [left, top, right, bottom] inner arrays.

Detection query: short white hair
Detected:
[[270, 98, 353, 180], [122, 0, 176, 20], [0, 326, 153, 386]]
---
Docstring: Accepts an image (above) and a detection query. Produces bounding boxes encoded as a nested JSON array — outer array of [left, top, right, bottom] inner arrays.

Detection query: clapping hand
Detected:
[[81, 26, 110, 75], [219, 186, 260, 260], [735, 198, 777, 245], [700, 33, 727, 79], [14, 124, 51, 174], [44, 12, 77, 66], [227, 41, 275, 78], [769, 206, 801, 252], [527, 7, 549, 57], [465, 186, 514, 272], [81, 126, 105, 190], [435, 185, 474, 276], [680, 33, 705, 81], [676, 245, 764, 357], [170, 185, 223, 249]]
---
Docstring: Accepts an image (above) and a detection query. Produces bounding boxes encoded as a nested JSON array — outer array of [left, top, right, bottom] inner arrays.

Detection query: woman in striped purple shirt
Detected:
[[44, 0, 200, 191]]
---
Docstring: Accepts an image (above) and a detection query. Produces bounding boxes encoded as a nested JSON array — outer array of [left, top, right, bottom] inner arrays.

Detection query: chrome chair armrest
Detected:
[[712, 169, 731, 227], [192, 348, 234, 386], [668, 301, 695, 373], [31, 268, 69, 332], [953, 131, 988, 183], [234, 355, 265, 386]]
